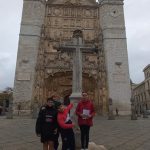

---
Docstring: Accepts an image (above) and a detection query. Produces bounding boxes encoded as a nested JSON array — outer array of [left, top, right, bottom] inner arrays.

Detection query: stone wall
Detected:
[[99, 0, 131, 114], [13, 0, 46, 111]]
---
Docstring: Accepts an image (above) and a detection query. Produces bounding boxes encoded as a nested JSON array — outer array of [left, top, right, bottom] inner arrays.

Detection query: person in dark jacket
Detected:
[[63, 95, 70, 106], [36, 98, 58, 150], [57, 102, 75, 150], [0, 105, 2, 115], [49, 94, 61, 150], [76, 92, 95, 150]]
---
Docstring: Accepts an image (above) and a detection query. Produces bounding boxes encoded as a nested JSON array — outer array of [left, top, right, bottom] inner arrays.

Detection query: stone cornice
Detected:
[[143, 64, 150, 72], [24, 0, 46, 5], [99, 0, 124, 6], [46, 3, 98, 8], [46, 0, 98, 6]]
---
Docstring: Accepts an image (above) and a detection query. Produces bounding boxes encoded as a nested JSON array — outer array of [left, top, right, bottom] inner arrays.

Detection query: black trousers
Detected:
[[54, 130, 59, 150], [80, 125, 90, 149], [60, 128, 75, 150]]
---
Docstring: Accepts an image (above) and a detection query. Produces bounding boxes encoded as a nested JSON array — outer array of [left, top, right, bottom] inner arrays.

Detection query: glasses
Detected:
[[47, 101, 53, 104], [82, 94, 88, 96]]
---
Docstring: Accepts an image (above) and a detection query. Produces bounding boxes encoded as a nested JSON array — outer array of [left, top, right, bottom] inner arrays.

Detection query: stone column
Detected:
[[99, 0, 131, 115], [13, 0, 46, 113], [70, 37, 83, 99], [143, 103, 148, 118], [70, 35, 83, 149], [136, 104, 141, 117]]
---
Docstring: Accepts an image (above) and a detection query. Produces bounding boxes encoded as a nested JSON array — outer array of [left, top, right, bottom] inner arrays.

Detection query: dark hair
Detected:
[[47, 97, 53, 102], [56, 102, 62, 109]]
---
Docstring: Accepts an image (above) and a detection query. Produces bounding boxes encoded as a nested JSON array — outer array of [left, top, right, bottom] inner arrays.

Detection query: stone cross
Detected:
[[56, 30, 96, 99], [55, 30, 96, 149]]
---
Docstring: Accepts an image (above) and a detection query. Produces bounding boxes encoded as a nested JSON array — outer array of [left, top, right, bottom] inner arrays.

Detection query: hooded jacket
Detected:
[[76, 99, 95, 126], [57, 104, 74, 129], [36, 105, 58, 136]]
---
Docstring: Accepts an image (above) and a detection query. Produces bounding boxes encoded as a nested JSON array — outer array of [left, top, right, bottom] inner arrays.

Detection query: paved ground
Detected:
[[0, 115, 150, 150]]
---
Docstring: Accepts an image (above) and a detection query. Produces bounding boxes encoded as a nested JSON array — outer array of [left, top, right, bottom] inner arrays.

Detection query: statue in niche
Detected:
[[47, 17, 51, 26], [115, 62, 123, 74], [65, 0, 81, 5], [75, 0, 80, 4], [86, 32, 90, 41], [70, 19, 75, 27], [55, 19, 59, 26], [86, 20, 90, 28], [61, 53, 71, 62], [65, 0, 71, 3]]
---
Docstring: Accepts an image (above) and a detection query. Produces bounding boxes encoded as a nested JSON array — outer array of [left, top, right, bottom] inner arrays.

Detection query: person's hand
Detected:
[[81, 114, 86, 118], [81, 114, 89, 119], [87, 114, 92, 118]]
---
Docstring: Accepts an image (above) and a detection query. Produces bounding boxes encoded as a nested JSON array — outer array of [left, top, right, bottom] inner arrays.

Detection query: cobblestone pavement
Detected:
[[0, 116, 150, 150]]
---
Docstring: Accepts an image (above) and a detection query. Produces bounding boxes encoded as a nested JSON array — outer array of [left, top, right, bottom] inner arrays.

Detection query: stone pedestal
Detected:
[[70, 97, 81, 149]]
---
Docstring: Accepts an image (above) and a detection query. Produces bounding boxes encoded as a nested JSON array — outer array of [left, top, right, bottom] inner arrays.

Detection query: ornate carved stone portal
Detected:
[[33, 1, 107, 113], [14, 0, 131, 115]]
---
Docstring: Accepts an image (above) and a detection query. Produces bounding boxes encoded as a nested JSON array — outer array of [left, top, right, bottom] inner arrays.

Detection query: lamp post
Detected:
[[6, 93, 13, 119]]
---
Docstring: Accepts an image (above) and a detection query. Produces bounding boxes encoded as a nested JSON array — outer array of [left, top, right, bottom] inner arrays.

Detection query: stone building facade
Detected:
[[13, 0, 131, 115], [131, 64, 150, 114]]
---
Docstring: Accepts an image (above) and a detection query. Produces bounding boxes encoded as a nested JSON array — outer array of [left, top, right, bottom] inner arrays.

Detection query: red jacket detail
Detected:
[[76, 100, 95, 126], [57, 104, 74, 129]]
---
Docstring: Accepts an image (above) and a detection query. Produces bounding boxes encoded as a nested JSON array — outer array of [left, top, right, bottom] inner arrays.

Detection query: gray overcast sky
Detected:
[[0, 0, 150, 91]]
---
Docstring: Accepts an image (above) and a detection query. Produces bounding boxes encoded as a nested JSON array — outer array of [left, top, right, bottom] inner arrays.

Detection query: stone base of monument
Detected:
[[70, 92, 82, 99], [58, 142, 107, 150], [89, 142, 107, 150], [131, 115, 137, 120]]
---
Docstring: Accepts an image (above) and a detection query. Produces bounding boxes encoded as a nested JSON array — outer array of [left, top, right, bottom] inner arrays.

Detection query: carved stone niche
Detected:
[[85, 55, 97, 64], [22, 57, 29, 64], [64, 0, 81, 5], [61, 53, 71, 62]]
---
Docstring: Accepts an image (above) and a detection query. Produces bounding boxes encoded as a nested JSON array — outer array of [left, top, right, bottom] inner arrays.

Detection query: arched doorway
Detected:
[[44, 71, 107, 114]]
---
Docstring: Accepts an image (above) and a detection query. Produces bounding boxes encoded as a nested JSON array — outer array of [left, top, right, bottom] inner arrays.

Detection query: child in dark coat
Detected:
[[36, 98, 58, 150]]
